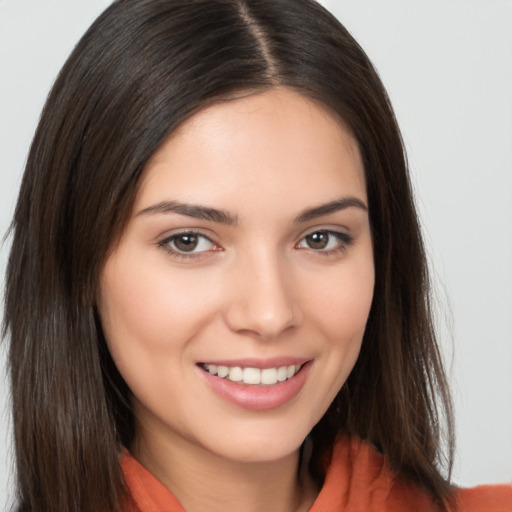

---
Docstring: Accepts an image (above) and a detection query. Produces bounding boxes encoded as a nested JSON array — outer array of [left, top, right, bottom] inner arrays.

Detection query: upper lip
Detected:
[[197, 357, 311, 369]]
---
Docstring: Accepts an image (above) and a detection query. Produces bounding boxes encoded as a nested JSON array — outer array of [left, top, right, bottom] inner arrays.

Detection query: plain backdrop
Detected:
[[1, 1, 511, 509]]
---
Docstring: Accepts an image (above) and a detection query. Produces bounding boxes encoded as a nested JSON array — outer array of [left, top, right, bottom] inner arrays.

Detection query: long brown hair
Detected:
[[3, 0, 454, 511]]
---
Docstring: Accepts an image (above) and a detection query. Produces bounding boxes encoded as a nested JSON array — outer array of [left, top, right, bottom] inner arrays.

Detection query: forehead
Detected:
[[135, 87, 366, 214]]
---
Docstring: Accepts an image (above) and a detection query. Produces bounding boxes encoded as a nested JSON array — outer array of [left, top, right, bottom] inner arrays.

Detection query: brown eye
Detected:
[[160, 232, 217, 256], [305, 232, 329, 249], [173, 234, 199, 252], [297, 230, 353, 253]]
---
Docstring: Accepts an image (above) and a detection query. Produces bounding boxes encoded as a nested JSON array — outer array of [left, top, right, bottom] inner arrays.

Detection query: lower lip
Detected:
[[199, 362, 312, 411]]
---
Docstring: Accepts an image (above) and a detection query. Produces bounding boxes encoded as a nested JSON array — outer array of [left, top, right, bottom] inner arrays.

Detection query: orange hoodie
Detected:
[[121, 437, 512, 512]]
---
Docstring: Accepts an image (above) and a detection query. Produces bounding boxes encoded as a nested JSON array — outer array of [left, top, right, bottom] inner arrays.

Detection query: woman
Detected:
[[3, 0, 511, 511]]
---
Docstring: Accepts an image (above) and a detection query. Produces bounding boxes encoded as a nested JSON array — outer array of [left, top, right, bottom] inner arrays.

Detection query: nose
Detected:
[[223, 251, 302, 340]]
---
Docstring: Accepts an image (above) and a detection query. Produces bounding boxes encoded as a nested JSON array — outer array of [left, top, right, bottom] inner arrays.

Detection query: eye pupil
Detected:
[[306, 232, 328, 249], [174, 234, 198, 252]]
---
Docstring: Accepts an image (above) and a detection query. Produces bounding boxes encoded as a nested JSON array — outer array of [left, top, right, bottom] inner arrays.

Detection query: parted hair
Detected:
[[3, 0, 454, 511]]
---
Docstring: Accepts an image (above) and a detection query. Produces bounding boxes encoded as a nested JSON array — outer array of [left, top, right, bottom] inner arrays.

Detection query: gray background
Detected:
[[1, 0, 511, 509]]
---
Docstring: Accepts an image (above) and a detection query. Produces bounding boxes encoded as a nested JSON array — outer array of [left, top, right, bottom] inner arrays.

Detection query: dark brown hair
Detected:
[[3, 0, 454, 511]]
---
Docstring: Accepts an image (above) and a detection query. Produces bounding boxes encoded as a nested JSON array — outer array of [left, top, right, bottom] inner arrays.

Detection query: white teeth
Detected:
[[276, 366, 288, 382], [228, 366, 243, 382], [287, 365, 296, 378], [261, 368, 277, 385], [243, 367, 261, 385], [203, 363, 302, 385], [217, 365, 229, 378]]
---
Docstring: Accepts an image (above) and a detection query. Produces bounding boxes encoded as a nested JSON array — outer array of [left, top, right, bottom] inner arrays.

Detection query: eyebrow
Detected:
[[294, 197, 368, 223], [136, 196, 367, 225], [136, 201, 238, 225]]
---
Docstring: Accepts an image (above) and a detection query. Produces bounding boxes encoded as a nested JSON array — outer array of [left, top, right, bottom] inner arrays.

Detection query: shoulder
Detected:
[[452, 483, 512, 512], [310, 436, 512, 512]]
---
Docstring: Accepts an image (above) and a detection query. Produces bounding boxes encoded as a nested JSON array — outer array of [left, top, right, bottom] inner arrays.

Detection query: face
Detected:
[[98, 88, 374, 465]]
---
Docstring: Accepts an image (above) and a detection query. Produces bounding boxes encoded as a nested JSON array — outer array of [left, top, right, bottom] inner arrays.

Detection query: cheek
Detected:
[[305, 258, 375, 343], [301, 256, 374, 392], [97, 257, 221, 418], [97, 254, 219, 384], [99, 254, 210, 344], [296, 264, 374, 430]]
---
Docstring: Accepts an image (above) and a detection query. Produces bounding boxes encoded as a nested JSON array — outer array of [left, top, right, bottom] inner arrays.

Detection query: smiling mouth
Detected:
[[200, 363, 303, 386]]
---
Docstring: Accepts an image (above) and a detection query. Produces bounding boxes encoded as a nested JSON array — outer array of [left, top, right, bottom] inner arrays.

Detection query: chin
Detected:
[[202, 421, 313, 464]]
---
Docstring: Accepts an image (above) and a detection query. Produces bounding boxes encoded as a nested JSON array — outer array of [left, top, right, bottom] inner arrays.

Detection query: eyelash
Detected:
[[158, 231, 219, 260], [295, 230, 353, 256], [158, 229, 353, 260]]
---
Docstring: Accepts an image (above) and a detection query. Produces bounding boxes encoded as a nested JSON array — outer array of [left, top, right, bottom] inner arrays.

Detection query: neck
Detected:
[[131, 430, 317, 512]]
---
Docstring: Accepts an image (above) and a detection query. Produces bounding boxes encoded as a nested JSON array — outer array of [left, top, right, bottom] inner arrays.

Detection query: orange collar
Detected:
[[121, 436, 512, 512]]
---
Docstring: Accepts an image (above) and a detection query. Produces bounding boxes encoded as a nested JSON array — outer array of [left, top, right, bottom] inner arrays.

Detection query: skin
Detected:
[[98, 87, 375, 512]]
